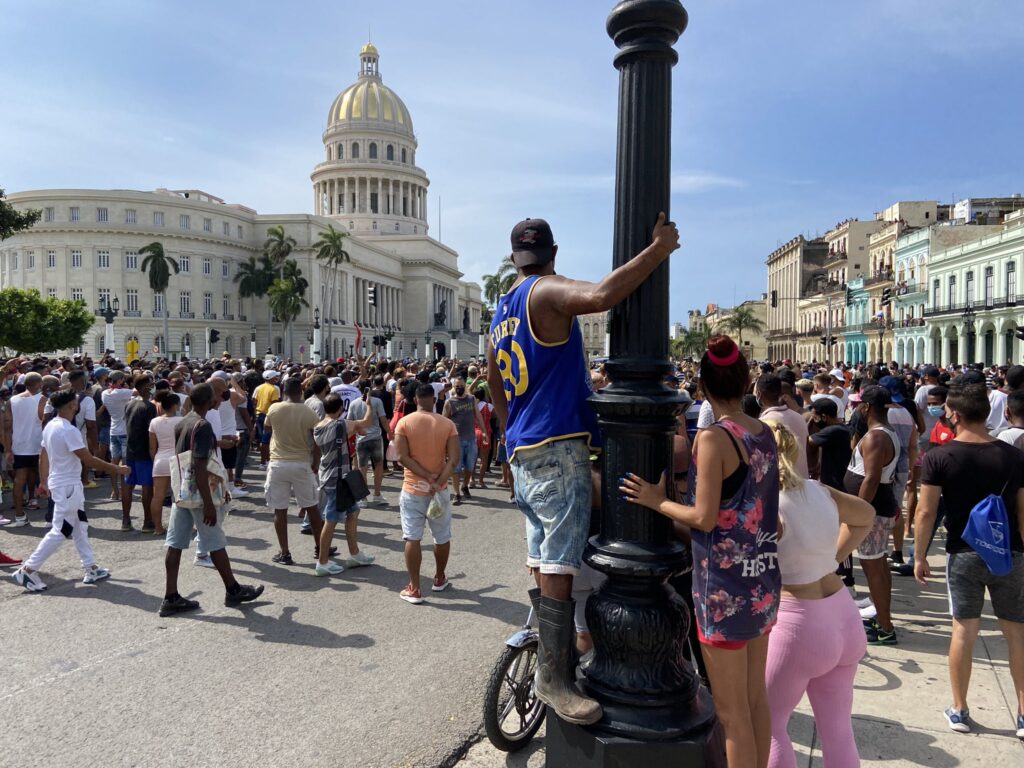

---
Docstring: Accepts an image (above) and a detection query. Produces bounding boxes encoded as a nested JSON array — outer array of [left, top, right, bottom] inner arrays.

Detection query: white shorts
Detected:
[[265, 461, 319, 509]]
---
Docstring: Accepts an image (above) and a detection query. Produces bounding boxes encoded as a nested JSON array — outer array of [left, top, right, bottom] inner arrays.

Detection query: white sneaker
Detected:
[[372, 494, 388, 507], [860, 604, 878, 620], [231, 486, 249, 497], [343, 551, 375, 568], [13, 568, 47, 592], [0, 515, 11, 526], [314, 562, 345, 576], [194, 554, 214, 568], [259, 463, 267, 472], [11, 515, 29, 528], [83, 566, 110, 584], [855, 597, 874, 610]]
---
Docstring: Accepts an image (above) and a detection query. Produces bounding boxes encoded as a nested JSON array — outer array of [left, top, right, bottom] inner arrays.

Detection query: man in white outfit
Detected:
[[12, 391, 129, 591]]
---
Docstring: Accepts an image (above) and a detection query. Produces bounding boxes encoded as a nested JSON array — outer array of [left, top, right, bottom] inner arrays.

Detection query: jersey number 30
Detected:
[[496, 341, 529, 397]]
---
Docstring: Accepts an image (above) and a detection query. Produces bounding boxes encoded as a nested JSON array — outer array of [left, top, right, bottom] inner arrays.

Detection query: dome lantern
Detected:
[[360, 42, 380, 79]]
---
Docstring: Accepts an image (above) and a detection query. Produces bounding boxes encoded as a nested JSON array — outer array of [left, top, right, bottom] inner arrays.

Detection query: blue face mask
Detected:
[[927, 405, 945, 417]]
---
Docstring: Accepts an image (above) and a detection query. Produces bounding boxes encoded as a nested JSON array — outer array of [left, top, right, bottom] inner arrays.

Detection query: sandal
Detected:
[[496, 481, 510, 488]]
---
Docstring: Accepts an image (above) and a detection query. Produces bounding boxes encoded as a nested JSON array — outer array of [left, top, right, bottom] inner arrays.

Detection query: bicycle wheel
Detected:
[[482, 640, 546, 752]]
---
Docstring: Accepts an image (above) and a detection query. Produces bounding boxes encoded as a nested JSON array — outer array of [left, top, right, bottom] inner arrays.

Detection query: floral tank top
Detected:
[[687, 418, 781, 644]]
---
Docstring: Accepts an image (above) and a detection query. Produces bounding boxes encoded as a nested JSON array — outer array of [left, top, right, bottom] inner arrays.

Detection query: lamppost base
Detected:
[[546, 698, 724, 768]]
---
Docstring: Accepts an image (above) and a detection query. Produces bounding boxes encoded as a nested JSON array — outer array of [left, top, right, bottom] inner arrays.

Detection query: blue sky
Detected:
[[2, 0, 1022, 326]]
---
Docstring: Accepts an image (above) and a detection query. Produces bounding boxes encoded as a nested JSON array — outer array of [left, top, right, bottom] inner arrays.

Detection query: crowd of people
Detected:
[[3, 210, 1024, 768]]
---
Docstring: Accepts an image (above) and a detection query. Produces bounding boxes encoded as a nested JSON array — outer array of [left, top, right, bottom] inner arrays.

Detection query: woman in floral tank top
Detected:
[[622, 335, 781, 768]]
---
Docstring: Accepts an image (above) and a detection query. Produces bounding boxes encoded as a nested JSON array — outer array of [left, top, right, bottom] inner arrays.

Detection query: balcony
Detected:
[[895, 281, 926, 298], [238, 314, 247, 322], [151, 310, 165, 318], [925, 296, 1018, 318], [863, 269, 895, 288], [798, 326, 825, 338], [180, 311, 195, 319], [123, 310, 141, 318], [203, 313, 217, 320], [223, 314, 234, 321], [896, 318, 926, 328]]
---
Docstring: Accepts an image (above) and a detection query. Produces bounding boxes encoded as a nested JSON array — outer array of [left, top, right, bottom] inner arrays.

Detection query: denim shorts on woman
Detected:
[[321, 486, 360, 524], [510, 438, 592, 575]]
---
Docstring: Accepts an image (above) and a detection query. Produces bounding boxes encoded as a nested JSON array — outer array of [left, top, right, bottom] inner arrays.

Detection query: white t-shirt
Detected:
[[44, 391, 96, 433], [997, 426, 1024, 450], [102, 387, 135, 436], [696, 399, 715, 429], [914, 383, 934, 412], [988, 389, 1009, 433], [330, 383, 362, 418], [811, 392, 846, 416], [42, 415, 86, 488], [10, 392, 43, 456]]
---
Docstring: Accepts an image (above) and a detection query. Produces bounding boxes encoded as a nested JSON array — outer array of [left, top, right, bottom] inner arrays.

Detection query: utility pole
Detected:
[[825, 294, 832, 365]]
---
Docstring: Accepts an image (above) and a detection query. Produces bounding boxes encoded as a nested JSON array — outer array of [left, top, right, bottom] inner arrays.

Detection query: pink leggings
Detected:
[[766, 589, 866, 768]]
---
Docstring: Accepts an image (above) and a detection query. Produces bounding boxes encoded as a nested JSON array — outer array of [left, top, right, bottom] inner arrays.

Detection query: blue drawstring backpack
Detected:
[[963, 484, 1014, 576]]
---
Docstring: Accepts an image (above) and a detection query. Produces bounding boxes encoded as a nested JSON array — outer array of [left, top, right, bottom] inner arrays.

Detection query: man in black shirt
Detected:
[[917, 378, 1024, 736], [808, 398, 852, 491], [122, 375, 156, 532], [160, 383, 264, 616]]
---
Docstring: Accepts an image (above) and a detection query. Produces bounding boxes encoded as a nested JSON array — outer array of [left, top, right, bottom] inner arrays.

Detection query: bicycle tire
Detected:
[[482, 641, 546, 752]]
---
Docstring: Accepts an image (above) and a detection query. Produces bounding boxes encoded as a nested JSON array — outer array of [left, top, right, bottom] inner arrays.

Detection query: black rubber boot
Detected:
[[535, 595, 602, 725], [527, 587, 541, 623]]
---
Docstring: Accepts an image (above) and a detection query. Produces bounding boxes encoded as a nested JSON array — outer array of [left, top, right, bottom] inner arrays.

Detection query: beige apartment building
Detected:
[[765, 235, 828, 360]]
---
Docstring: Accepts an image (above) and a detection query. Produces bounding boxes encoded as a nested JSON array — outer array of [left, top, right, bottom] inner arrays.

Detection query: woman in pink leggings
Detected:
[[765, 423, 875, 768]]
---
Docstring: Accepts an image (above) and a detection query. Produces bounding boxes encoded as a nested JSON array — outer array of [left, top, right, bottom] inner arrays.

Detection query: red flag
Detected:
[[355, 323, 362, 351]]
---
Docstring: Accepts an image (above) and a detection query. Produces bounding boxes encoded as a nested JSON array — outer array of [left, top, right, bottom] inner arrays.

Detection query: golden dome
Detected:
[[326, 45, 414, 137]]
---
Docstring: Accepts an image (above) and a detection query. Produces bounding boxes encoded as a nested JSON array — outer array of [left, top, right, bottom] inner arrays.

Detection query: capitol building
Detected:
[[1, 43, 484, 361]]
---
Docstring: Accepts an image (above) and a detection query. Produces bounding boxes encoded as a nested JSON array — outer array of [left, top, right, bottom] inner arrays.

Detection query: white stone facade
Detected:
[[0, 44, 482, 361]]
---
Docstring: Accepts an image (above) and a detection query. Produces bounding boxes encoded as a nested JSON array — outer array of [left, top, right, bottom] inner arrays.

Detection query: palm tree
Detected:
[[139, 242, 178, 357], [680, 326, 712, 358], [234, 255, 275, 351], [267, 259, 309, 358], [263, 225, 297, 347], [481, 259, 517, 308], [717, 306, 765, 348], [313, 225, 350, 354]]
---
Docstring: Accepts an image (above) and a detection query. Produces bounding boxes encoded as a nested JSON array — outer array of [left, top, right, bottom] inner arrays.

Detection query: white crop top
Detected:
[[777, 479, 840, 585]]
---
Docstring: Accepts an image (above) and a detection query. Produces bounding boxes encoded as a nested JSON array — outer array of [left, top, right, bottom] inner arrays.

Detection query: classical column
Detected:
[[940, 333, 950, 368], [997, 326, 1009, 365], [958, 326, 969, 366], [422, 187, 428, 226], [547, 2, 721, 766]]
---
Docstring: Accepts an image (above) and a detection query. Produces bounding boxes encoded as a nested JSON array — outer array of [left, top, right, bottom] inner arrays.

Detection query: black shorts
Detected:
[[13, 454, 39, 471], [947, 551, 1024, 622]]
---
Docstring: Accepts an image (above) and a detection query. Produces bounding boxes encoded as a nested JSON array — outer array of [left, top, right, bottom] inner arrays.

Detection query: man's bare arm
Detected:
[[531, 213, 679, 317], [486, 340, 508, 436]]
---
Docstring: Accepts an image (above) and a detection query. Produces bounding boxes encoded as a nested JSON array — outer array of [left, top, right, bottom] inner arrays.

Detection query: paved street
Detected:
[[5, 471, 1024, 768], [1, 471, 532, 768]]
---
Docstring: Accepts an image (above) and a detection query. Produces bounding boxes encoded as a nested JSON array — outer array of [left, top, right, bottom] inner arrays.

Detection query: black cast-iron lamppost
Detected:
[[98, 295, 120, 354], [424, 330, 432, 362], [962, 305, 976, 365], [546, 2, 722, 766], [312, 306, 322, 364]]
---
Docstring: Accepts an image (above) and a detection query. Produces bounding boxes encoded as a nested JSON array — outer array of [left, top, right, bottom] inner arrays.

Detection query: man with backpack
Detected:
[[916, 375, 1024, 739]]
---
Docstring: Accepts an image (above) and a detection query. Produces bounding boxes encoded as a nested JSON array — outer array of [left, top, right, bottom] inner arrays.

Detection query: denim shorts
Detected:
[[947, 551, 1024, 622], [98, 426, 110, 446], [165, 503, 228, 553], [256, 414, 272, 445], [510, 438, 592, 575], [456, 438, 478, 473], [356, 438, 384, 468], [322, 486, 359, 524], [399, 490, 452, 544], [109, 434, 128, 461]]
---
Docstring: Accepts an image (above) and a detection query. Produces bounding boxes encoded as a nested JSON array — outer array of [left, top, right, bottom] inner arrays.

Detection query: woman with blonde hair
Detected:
[[764, 422, 874, 768]]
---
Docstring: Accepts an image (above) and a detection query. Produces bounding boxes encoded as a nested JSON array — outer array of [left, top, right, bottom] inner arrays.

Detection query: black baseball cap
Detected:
[[510, 218, 555, 267]]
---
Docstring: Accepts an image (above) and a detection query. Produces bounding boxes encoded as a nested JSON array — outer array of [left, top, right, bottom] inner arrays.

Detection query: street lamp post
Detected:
[[424, 330, 432, 363], [547, 2, 722, 766], [877, 320, 885, 364], [99, 295, 120, 356], [313, 307, 322, 364], [962, 306, 976, 366], [250, 324, 257, 359]]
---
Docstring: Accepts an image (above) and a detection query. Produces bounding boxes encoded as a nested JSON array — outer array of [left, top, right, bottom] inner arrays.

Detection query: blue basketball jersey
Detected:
[[490, 275, 601, 457]]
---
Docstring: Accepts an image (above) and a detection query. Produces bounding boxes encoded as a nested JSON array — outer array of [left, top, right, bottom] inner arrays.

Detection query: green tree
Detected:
[[234, 255, 276, 350], [267, 259, 309, 357], [716, 306, 764, 348], [0, 288, 92, 353], [263, 225, 297, 347], [139, 242, 179, 355], [313, 225, 350, 356], [0, 188, 42, 241], [679, 326, 712, 358], [481, 259, 517, 308]]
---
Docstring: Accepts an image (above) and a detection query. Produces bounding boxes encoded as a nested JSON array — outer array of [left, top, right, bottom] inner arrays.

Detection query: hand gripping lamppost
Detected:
[[546, 2, 723, 765]]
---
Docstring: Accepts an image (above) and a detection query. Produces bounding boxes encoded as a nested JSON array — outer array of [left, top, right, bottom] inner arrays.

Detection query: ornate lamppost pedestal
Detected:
[[545, 1, 723, 765]]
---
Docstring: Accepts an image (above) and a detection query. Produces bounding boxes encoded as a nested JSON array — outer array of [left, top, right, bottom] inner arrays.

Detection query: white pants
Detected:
[[24, 483, 95, 572]]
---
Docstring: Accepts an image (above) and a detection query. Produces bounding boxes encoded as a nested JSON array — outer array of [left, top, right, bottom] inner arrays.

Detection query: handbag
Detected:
[[169, 420, 228, 509], [336, 469, 370, 511]]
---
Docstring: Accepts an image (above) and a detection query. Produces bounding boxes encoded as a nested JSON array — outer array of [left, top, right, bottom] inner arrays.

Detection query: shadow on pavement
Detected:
[[191, 604, 374, 649]]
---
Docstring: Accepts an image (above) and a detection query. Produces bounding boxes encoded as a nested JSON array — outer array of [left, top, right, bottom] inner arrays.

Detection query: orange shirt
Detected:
[[395, 410, 457, 496]]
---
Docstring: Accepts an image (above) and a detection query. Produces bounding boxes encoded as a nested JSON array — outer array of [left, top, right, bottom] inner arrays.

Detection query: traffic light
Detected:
[[1015, 328, 1024, 342], [829, 336, 838, 346], [845, 286, 852, 305], [770, 290, 777, 308], [881, 287, 892, 307], [367, 285, 377, 306], [820, 336, 827, 346], [209, 328, 220, 345]]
